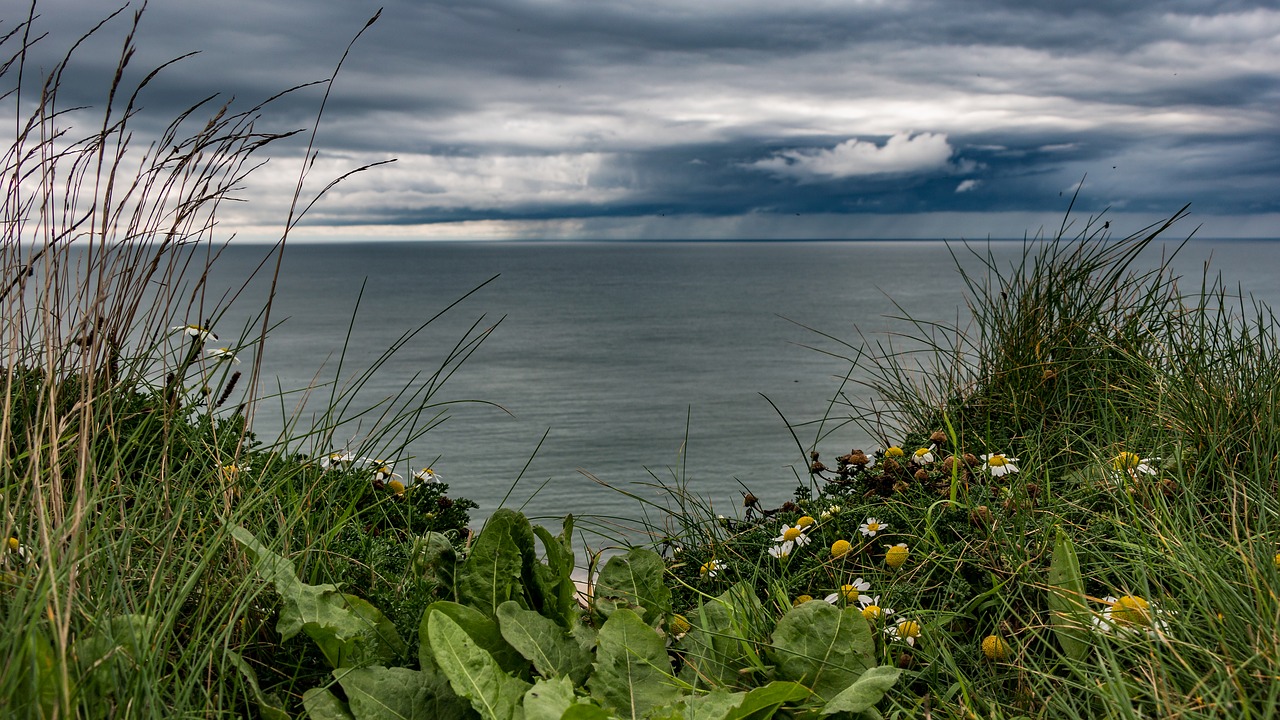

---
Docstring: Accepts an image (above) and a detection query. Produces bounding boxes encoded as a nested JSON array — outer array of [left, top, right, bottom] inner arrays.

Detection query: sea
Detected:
[[195, 237, 1280, 545]]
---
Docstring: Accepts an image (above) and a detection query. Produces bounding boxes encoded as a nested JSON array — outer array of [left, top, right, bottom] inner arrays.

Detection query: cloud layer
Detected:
[[9, 0, 1280, 238]]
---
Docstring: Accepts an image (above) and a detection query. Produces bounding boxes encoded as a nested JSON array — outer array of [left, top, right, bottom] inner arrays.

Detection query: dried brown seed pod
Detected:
[[914, 469, 930, 482], [929, 430, 948, 445]]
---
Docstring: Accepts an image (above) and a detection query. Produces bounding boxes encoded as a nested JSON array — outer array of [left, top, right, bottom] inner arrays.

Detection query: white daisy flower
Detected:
[[772, 523, 812, 556], [171, 324, 218, 342], [205, 347, 241, 364], [911, 446, 936, 465], [6, 537, 30, 563], [319, 451, 355, 469], [885, 618, 922, 646], [820, 505, 842, 520], [1094, 595, 1169, 638], [768, 543, 791, 560], [858, 517, 888, 537], [981, 453, 1019, 477], [699, 559, 725, 579], [1112, 452, 1157, 476], [858, 595, 894, 621], [824, 578, 872, 604], [413, 467, 442, 484]]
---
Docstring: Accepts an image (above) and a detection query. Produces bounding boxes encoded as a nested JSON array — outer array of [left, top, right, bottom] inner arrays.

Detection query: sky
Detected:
[[11, 0, 1280, 240]]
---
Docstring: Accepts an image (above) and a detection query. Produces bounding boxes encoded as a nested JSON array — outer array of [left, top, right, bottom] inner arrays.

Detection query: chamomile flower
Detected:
[[886, 619, 922, 646], [413, 467, 442, 484], [795, 515, 817, 529], [370, 460, 402, 484], [1093, 595, 1169, 637], [824, 578, 872, 604], [981, 453, 1019, 477], [699, 559, 725, 579], [219, 462, 248, 481], [171, 324, 218, 342], [669, 615, 691, 637], [1112, 452, 1157, 476], [859, 517, 888, 537], [883, 446, 905, 459], [859, 595, 893, 621], [911, 446, 936, 465], [319, 451, 355, 469], [885, 543, 910, 569], [793, 594, 814, 606], [205, 347, 241, 364], [981, 635, 1010, 661], [6, 537, 29, 563], [820, 505, 842, 520], [772, 523, 812, 556], [768, 543, 792, 560], [831, 539, 853, 558]]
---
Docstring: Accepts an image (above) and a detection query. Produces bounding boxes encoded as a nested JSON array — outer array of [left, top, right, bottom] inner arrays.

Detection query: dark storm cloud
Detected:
[[7, 0, 1279, 238]]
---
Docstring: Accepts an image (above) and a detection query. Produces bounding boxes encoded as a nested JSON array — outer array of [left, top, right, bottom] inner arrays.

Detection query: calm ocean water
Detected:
[[197, 238, 1280, 541]]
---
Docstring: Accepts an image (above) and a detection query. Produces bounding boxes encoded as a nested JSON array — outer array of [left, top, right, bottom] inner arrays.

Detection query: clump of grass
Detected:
[[648, 208, 1280, 717], [0, 6, 487, 716]]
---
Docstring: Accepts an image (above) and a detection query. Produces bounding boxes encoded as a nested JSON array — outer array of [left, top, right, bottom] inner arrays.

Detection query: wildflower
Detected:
[[171, 324, 218, 342], [205, 347, 241, 364], [772, 523, 812, 556], [669, 614, 691, 636], [859, 517, 888, 537], [820, 505, 841, 520], [220, 462, 248, 481], [981, 453, 1019, 477], [6, 537, 29, 563], [911, 446, 936, 465], [981, 635, 1010, 661], [320, 451, 354, 469], [795, 515, 816, 529], [1274, 552, 1280, 570], [699, 559, 725, 579], [1112, 452, 1157, 476], [387, 478, 407, 495], [768, 544, 791, 560], [859, 595, 893, 621], [886, 619, 921, 646], [1094, 595, 1169, 637], [793, 594, 814, 606], [825, 578, 871, 604], [831, 539, 852, 558], [883, 446, 905, 459], [885, 543, 910, 569], [413, 467, 442, 484]]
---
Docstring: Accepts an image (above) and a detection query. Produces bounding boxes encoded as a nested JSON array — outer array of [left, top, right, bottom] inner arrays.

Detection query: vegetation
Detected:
[[4, 4, 1280, 719]]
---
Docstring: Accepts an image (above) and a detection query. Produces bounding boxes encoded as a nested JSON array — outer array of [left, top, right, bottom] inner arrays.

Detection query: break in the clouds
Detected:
[[7, 0, 1280, 239]]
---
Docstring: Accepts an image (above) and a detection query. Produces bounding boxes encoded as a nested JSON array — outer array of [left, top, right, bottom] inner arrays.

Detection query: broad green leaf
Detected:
[[457, 510, 527, 618], [723, 681, 810, 720], [302, 687, 356, 720], [411, 531, 459, 592], [678, 597, 747, 689], [522, 676, 578, 720], [497, 601, 592, 682], [561, 704, 613, 720], [819, 666, 901, 715], [588, 608, 679, 719], [767, 602, 874, 701], [594, 549, 672, 627], [531, 516, 579, 628], [234, 526, 405, 668], [428, 609, 531, 720], [1046, 527, 1090, 662], [683, 688, 747, 720], [227, 649, 291, 720], [420, 601, 528, 676], [336, 665, 472, 720]]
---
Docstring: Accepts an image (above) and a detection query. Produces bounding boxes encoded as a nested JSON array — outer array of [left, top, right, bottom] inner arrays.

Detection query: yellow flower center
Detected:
[[981, 635, 1009, 660], [861, 604, 882, 620], [914, 448, 930, 459], [885, 446, 905, 458], [783, 527, 802, 542], [669, 615, 691, 635], [866, 521, 881, 532], [987, 455, 1007, 467], [1111, 595, 1151, 626], [388, 479, 406, 495], [796, 515, 816, 528], [1113, 452, 1142, 470], [897, 620, 921, 638], [839, 584, 860, 602], [7, 537, 18, 551], [699, 561, 716, 576], [794, 595, 813, 606], [885, 544, 910, 569], [831, 540, 852, 558]]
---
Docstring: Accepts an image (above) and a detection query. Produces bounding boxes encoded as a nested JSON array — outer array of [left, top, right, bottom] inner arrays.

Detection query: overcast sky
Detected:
[[12, 0, 1280, 240]]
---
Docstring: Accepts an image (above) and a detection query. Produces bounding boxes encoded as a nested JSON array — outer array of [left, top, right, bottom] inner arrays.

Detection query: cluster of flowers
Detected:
[[171, 324, 240, 364], [318, 451, 441, 495]]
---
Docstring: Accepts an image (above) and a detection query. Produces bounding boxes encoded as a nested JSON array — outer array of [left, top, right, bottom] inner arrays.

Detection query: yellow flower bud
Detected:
[[981, 635, 1009, 661], [885, 543, 910, 569], [831, 539, 852, 558]]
